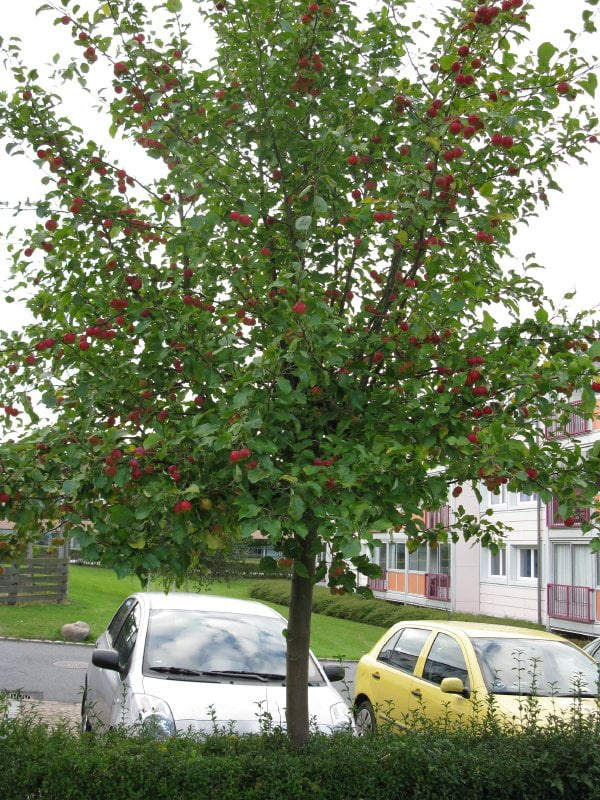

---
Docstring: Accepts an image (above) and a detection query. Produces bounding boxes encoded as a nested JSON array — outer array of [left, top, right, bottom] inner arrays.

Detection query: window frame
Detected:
[[489, 548, 507, 578], [515, 546, 538, 581]]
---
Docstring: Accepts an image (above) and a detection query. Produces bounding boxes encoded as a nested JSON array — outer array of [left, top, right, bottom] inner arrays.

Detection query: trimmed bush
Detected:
[[1, 714, 599, 800], [250, 580, 544, 631]]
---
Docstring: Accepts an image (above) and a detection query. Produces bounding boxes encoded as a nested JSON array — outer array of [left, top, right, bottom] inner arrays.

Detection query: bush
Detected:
[[249, 581, 544, 631], [1, 714, 599, 800]]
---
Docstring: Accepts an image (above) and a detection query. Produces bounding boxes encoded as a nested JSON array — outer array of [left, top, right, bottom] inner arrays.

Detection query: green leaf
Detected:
[[277, 376, 292, 394], [110, 505, 135, 527], [537, 42, 558, 68], [289, 493, 306, 520], [482, 311, 496, 333], [166, 0, 182, 11], [479, 181, 494, 198], [313, 195, 328, 213], [588, 341, 600, 359], [295, 216, 312, 232], [579, 73, 598, 98], [439, 55, 455, 71], [143, 432, 162, 450], [294, 560, 310, 578]]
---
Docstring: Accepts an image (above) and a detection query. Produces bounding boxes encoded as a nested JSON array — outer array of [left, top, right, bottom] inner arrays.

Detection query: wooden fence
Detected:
[[0, 551, 68, 605]]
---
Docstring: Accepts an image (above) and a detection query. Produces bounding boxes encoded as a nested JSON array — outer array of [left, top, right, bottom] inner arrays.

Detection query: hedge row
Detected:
[[249, 580, 543, 630], [1, 715, 599, 800]]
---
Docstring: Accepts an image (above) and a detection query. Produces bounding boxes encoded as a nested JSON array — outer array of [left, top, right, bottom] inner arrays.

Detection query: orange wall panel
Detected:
[[408, 573, 426, 596]]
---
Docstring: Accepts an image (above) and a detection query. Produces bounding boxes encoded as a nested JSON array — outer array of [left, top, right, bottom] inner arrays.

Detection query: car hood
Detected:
[[141, 675, 350, 734]]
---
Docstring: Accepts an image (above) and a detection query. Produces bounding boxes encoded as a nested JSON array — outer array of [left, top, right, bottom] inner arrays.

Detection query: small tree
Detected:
[[1, 0, 599, 747]]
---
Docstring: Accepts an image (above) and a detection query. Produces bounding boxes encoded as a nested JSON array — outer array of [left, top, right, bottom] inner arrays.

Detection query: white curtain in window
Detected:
[[553, 544, 570, 584], [573, 544, 589, 586]]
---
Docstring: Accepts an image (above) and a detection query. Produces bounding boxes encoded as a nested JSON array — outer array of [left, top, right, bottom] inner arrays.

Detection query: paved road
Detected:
[[0, 639, 92, 704], [0, 639, 357, 709]]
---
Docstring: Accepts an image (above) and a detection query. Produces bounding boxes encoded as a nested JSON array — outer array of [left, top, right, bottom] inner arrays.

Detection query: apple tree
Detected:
[[1, 0, 600, 746]]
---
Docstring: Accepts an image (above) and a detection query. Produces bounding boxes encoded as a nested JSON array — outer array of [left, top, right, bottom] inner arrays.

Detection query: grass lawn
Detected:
[[0, 566, 383, 659]]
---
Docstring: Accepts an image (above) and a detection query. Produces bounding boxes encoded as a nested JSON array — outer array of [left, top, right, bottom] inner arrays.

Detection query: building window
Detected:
[[488, 484, 507, 507], [554, 543, 592, 587], [429, 542, 450, 575], [489, 549, 506, 577], [395, 542, 406, 571], [408, 544, 427, 572], [376, 543, 388, 570], [517, 547, 538, 580]]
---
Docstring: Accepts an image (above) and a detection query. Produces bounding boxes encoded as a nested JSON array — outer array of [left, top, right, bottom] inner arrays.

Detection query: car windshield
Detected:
[[143, 610, 324, 685], [471, 637, 600, 697]]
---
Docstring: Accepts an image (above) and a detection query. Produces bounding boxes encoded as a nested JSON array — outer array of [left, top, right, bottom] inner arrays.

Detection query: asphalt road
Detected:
[[0, 639, 92, 704], [0, 639, 357, 707]]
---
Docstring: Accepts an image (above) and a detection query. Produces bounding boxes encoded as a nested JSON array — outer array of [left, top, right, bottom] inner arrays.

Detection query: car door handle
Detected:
[[411, 689, 422, 698], [372, 672, 381, 680]]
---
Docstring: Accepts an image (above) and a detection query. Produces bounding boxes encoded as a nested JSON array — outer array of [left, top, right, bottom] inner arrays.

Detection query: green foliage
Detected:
[[250, 580, 544, 631], [1, 713, 600, 800]]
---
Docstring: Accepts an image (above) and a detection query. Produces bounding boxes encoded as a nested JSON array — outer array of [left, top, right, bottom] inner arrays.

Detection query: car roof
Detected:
[[389, 620, 566, 641], [131, 591, 283, 619]]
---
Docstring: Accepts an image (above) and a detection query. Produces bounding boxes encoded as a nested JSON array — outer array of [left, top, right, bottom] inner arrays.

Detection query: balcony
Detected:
[[545, 403, 591, 439], [547, 583, 594, 623], [425, 572, 451, 601], [547, 498, 591, 529], [424, 506, 450, 529], [368, 569, 388, 592]]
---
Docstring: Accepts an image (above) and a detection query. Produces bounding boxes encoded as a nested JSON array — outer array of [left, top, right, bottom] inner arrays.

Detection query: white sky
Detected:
[[0, 0, 598, 334]]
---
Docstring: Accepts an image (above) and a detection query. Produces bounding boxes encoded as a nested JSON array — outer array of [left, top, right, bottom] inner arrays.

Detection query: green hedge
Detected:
[[1, 715, 599, 800], [250, 580, 544, 631]]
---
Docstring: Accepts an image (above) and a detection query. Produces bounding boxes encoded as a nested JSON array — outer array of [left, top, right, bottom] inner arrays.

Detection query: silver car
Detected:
[[82, 592, 351, 736]]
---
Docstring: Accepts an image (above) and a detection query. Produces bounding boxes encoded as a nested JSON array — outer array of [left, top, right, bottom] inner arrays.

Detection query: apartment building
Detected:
[[367, 401, 600, 637]]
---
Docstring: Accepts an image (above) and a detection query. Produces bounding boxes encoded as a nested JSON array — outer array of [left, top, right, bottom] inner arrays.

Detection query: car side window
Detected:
[[422, 633, 470, 689], [107, 597, 136, 647], [388, 628, 431, 674], [377, 631, 402, 664], [113, 603, 141, 673]]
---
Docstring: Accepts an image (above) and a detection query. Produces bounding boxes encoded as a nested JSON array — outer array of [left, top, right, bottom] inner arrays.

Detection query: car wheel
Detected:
[[354, 700, 376, 735]]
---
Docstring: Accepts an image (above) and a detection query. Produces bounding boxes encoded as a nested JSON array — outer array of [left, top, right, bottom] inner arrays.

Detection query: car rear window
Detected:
[[143, 610, 324, 684], [472, 637, 600, 697]]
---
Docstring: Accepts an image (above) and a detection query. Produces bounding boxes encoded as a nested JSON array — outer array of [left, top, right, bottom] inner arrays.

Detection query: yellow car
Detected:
[[353, 621, 600, 733]]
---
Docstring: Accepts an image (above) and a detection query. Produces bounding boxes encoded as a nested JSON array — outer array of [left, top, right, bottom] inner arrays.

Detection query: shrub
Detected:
[[0, 714, 599, 800], [249, 581, 544, 631]]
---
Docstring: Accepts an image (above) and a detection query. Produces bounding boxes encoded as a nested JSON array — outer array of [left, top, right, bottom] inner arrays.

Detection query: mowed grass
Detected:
[[0, 566, 383, 659]]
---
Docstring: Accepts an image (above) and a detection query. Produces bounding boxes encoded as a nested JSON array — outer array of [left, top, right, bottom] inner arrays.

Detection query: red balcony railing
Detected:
[[425, 572, 451, 601], [545, 403, 591, 439], [547, 498, 591, 529], [424, 506, 450, 529], [368, 569, 388, 592], [547, 583, 595, 623]]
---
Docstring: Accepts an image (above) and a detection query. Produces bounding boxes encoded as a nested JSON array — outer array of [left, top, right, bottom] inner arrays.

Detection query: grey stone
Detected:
[[61, 621, 90, 642]]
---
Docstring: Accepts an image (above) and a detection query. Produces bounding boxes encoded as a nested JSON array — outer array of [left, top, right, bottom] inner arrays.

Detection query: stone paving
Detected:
[[13, 699, 80, 731]]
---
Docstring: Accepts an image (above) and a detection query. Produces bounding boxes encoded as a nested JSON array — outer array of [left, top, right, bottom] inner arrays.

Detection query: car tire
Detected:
[[354, 699, 376, 735]]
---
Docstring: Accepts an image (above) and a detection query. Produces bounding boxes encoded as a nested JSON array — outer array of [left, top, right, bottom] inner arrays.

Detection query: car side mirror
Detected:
[[92, 648, 121, 672], [440, 677, 469, 697], [323, 664, 345, 682]]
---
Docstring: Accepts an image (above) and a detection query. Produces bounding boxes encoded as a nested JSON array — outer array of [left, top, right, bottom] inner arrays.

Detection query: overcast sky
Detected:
[[1, 0, 598, 335]]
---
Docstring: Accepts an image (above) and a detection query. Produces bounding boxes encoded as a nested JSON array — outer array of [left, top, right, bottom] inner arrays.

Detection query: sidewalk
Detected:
[[10, 698, 79, 730]]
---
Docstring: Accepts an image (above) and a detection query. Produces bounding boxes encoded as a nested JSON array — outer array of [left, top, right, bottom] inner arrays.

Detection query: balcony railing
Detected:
[[424, 506, 450, 529], [545, 403, 591, 439], [368, 569, 388, 592], [425, 572, 451, 601], [547, 583, 594, 623], [547, 498, 591, 529]]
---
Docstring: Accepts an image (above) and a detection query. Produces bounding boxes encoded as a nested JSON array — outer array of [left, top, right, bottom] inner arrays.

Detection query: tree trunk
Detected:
[[285, 530, 316, 750]]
